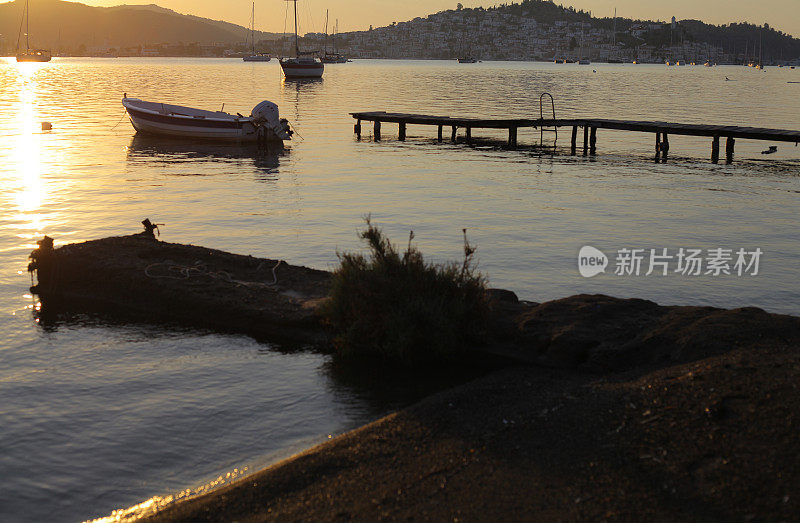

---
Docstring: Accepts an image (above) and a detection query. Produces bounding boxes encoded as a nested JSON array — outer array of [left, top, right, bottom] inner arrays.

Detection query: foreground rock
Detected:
[[510, 294, 800, 371], [30, 233, 331, 344]]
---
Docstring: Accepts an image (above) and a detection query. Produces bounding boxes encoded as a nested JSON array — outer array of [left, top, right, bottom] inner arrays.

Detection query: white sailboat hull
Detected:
[[280, 58, 324, 78]]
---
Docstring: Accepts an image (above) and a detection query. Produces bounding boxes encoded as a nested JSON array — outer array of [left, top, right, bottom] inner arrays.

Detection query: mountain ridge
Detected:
[[0, 0, 283, 51]]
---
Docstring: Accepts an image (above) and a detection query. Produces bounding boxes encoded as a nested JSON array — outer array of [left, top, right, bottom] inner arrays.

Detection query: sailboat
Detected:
[[280, 0, 324, 78], [243, 2, 270, 61], [321, 12, 348, 63], [16, 0, 51, 62], [578, 24, 590, 65]]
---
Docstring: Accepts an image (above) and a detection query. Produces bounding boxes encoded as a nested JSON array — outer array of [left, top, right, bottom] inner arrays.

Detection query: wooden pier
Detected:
[[350, 111, 800, 164]]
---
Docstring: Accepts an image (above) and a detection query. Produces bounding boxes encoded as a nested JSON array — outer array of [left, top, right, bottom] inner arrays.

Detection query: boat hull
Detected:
[[243, 56, 271, 62], [123, 100, 284, 143], [280, 59, 324, 78], [17, 51, 51, 62]]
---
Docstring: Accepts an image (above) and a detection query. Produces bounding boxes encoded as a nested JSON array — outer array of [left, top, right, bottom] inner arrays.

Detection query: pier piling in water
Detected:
[[726, 137, 736, 164], [571, 126, 578, 155], [712, 135, 720, 164], [508, 127, 518, 148], [349, 111, 800, 163], [583, 126, 589, 156]]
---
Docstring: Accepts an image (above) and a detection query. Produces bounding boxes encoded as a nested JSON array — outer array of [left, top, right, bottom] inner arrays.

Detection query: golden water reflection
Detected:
[[5, 60, 56, 247]]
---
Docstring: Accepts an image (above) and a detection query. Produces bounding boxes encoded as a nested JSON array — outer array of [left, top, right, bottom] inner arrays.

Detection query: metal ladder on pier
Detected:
[[539, 93, 558, 146]]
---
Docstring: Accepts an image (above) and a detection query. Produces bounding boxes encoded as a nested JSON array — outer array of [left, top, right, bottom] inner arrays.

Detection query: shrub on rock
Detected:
[[322, 218, 489, 364]]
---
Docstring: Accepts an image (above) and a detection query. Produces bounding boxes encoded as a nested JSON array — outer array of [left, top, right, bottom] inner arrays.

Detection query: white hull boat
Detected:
[[280, 0, 324, 79], [280, 57, 324, 78], [122, 97, 292, 143]]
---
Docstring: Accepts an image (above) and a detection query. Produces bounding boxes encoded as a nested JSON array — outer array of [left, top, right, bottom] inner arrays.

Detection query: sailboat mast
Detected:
[[251, 2, 255, 54], [325, 9, 329, 54], [293, 0, 299, 57], [613, 8, 616, 47], [26, 0, 30, 50]]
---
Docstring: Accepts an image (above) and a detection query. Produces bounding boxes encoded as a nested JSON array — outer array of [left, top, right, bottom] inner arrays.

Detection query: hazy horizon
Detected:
[[0, 0, 797, 38]]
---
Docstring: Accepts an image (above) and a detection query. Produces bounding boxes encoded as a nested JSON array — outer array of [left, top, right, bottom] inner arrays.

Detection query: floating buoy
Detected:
[[41, 122, 52, 131]]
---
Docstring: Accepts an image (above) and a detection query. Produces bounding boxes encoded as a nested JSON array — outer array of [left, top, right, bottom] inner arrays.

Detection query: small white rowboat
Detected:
[[122, 96, 292, 143]]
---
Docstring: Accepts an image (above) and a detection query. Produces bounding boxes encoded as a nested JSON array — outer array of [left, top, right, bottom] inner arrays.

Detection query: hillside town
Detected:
[[292, 6, 798, 64]]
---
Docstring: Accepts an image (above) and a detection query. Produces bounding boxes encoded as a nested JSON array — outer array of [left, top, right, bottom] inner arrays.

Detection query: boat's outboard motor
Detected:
[[250, 101, 293, 140]]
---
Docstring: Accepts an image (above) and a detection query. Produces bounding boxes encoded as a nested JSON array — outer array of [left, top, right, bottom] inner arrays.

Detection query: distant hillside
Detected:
[[325, 0, 800, 62], [0, 0, 281, 51], [467, 1, 800, 60]]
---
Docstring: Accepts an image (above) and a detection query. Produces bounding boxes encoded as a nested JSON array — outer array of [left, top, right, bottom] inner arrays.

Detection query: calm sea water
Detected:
[[1, 58, 799, 521]]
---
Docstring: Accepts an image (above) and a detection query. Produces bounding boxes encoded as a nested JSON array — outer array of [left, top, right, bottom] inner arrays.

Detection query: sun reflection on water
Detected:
[[86, 467, 250, 523], [6, 61, 53, 247]]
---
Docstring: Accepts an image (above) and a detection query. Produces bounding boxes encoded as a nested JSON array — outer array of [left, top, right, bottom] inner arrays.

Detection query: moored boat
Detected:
[[280, 0, 324, 78], [16, 0, 51, 63], [320, 13, 348, 64], [122, 96, 292, 143], [243, 2, 271, 62]]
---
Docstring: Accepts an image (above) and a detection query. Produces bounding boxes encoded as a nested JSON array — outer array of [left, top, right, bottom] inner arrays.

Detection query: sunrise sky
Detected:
[[5, 0, 799, 36]]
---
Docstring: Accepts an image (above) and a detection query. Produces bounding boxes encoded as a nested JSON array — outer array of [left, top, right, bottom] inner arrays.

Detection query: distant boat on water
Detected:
[[16, 0, 51, 62], [280, 0, 323, 78], [243, 2, 271, 62], [458, 57, 478, 63], [320, 12, 348, 64]]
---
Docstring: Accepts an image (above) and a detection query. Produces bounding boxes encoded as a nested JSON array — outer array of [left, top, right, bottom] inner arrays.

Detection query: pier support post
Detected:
[[451, 126, 458, 143], [398, 122, 406, 142], [726, 137, 735, 164], [466, 127, 472, 144], [589, 127, 597, 155], [583, 126, 589, 155], [571, 126, 578, 155], [354, 120, 361, 140], [508, 127, 518, 148], [374, 121, 381, 142], [655, 132, 662, 162], [661, 133, 670, 161], [437, 125, 443, 143], [711, 135, 720, 164]]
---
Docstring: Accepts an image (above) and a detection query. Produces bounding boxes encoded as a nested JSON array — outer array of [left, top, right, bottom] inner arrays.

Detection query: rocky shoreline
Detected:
[[27, 232, 800, 520], [146, 328, 799, 521]]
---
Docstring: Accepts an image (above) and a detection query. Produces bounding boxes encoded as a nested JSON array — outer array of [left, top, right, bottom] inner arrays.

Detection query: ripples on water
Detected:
[[1, 58, 799, 521]]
